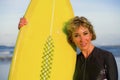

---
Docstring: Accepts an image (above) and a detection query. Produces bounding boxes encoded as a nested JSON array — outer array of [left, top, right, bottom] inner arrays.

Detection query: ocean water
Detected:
[[0, 45, 120, 80]]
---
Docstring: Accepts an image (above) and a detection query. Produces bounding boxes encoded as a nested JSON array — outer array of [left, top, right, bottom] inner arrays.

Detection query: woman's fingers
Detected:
[[18, 17, 28, 30]]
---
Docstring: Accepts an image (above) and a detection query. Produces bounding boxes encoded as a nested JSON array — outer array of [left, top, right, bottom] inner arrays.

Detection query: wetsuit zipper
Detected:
[[83, 59, 87, 80]]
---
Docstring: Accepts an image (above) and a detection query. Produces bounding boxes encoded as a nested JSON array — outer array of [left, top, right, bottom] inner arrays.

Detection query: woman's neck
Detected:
[[82, 44, 94, 58]]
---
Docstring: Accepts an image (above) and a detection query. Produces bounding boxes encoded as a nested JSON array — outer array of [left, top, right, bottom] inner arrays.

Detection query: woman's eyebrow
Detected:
[[72, 32, 79, 35]]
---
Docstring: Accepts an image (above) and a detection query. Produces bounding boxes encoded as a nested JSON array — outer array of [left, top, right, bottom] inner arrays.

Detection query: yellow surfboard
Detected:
[[8, 0, 76, 80]]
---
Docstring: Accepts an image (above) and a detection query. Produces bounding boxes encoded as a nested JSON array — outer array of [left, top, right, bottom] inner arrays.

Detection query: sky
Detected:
[[0, 0, 120, 46]]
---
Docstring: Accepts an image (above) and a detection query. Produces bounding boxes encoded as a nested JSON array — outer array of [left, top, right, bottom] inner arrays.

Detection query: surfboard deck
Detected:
[[8, 0, 76, 80]]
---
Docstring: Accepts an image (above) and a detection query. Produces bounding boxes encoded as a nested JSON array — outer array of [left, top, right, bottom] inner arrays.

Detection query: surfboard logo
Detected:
[[40, 36, 54, 79]]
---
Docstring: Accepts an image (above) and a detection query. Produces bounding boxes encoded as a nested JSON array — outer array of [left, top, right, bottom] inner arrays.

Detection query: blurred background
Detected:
[[0, 0, 120, 80]]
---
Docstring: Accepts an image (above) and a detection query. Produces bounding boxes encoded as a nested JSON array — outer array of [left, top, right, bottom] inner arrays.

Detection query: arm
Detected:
[[18, 17, 27, 30], [105, 53, 118, 80]]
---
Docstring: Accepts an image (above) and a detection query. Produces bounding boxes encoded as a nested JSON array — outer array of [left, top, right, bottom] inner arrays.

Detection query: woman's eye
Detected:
[[84, 32, 88, 35], [74, 34, 79, 37], [75, 35, 78, 37]]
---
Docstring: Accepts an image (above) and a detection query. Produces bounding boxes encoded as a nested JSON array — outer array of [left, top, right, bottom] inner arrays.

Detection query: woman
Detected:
[[66, 16, 118, 80], [18, 16, 118, 80], [18, 17, 28, 29]]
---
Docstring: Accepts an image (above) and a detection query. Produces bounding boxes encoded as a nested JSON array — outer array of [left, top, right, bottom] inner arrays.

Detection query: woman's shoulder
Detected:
[[94, 46, 114, 58]]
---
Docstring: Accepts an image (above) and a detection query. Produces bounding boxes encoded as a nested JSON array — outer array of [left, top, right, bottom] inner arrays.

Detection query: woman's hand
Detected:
[[18, 17, 27, 30]]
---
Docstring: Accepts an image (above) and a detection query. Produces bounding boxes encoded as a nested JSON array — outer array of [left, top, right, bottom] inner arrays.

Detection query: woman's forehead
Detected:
[[74, 26, 89, 32]]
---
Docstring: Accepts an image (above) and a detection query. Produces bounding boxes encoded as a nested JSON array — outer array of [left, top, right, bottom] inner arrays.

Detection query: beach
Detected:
[[0, 45, 120, 80], [0, 57, 119, 80], [0, 62, 11, 80]]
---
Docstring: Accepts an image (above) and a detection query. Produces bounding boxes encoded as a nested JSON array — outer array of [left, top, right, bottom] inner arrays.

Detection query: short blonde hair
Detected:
[[64, 16, 96, 47]]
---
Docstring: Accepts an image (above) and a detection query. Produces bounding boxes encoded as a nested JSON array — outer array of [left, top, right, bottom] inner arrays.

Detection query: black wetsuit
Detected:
[[73, 47, 118, 80]]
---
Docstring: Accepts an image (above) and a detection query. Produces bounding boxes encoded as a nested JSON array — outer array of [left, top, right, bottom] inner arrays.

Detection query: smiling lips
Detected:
[[79, 42, 87, 47]]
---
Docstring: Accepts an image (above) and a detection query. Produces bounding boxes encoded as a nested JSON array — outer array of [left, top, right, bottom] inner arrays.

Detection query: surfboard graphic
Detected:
[[8, 0, 76, 80]]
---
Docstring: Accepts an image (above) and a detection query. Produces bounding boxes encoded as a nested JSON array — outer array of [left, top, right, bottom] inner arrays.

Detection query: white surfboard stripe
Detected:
[[50, 0, 55, 36]]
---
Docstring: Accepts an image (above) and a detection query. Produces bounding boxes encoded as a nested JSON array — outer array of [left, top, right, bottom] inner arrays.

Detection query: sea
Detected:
[[0, 45, 120, 80]]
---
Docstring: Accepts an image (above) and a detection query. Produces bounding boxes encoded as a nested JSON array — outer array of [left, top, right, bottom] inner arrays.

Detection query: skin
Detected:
[[72, 26, 94, 58], [18, 17, 27, 29]]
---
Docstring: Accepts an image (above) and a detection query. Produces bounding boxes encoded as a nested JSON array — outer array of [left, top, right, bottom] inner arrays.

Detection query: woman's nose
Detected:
[[79, 35, 85, 42]]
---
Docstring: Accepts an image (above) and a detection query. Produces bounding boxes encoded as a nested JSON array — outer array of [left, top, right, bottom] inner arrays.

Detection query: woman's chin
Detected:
[[79, 46, 88, 51]]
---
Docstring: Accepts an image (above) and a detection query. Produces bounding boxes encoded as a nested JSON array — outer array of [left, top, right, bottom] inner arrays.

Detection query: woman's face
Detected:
[[72, 26, 92, 51]]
